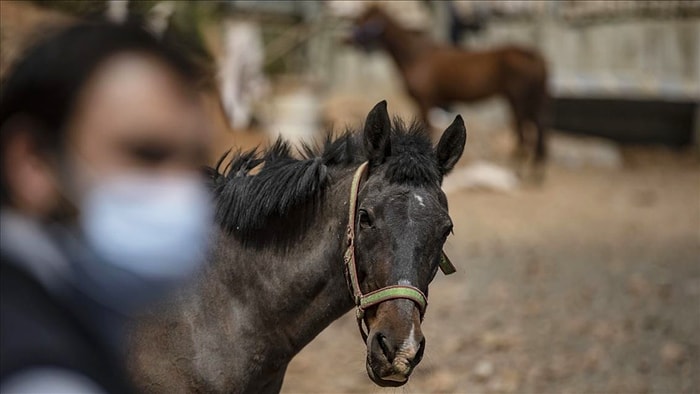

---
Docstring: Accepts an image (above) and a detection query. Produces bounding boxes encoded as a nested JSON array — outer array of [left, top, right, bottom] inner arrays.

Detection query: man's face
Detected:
[[2, 51, 211, 219], [62, 53, 211, 199]]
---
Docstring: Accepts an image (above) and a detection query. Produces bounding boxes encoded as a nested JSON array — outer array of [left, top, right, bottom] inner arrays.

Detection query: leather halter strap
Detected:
[[343, 162, 456, 342]]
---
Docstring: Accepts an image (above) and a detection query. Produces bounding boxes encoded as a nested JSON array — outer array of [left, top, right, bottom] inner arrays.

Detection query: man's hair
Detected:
[[0, 21, 199, 204]]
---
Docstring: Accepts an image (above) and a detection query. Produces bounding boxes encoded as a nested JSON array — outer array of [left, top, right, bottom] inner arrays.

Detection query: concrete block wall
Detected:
[[467, 18, 700, 101]]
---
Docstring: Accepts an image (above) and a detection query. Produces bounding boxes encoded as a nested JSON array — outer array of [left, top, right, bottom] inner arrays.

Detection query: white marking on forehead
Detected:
[[398, 279, 413, 286], [414, 193, 425, 207]]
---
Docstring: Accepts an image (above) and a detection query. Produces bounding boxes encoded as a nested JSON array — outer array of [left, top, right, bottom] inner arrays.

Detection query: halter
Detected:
[[343, 162, 457, 342]]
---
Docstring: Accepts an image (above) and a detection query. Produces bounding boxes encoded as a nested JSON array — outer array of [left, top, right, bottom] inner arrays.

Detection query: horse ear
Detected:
[[435, 115, 467, 175], [363, 100, 391, 165]]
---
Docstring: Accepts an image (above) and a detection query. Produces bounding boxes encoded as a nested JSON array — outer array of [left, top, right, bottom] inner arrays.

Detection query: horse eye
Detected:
[[359, 209, 373, 229]]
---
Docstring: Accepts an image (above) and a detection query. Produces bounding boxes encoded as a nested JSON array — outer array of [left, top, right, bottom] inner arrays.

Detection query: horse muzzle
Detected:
[[364, 299, 425, 387]]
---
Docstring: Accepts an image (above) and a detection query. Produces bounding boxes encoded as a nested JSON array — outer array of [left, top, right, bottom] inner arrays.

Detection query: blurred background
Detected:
[[1, 1, 698, 393]]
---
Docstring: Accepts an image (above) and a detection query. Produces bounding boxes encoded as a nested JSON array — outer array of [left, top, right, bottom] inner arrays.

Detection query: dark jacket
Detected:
[[0, 214, 134, 394]]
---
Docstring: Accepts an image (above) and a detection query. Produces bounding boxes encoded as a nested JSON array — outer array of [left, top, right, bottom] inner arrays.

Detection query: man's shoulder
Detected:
[[0, 257, 73, 340], [1, 259, 96, 378], [1, 258, 88, 371], [0, 258, 133, 393]]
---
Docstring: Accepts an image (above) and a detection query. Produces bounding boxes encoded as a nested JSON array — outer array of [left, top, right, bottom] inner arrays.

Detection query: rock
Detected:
[[526, 366, 542, 384], [631, 189, 657, 207], [488, 369, 521, 393], [522, 300, 543, 318], [487, 281, 512, 302], [565, 317, 590, 335], [657, 282, 672, 302], [428, 370, 459, 392], [627, 274, 652, 297], [660, 341, 686, 366], [441, 336, 466, 353], [442, 161, 519, 193], [642, 315, 660, 331], [549, 134, 623, 169], [473, 360, 495, 382], [543, 354, 572, 381], [582, 345, 607, 372], [525, 258, 541, 277], [480, 331, 519, 352], [637, 358, 651, 374], [683, 277, 700, 297], [591, 320, 616, 341]]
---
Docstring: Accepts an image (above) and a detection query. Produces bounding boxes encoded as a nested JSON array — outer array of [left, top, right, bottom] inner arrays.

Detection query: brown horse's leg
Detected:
[[414, 96, 431, 126], [416, 99, 439, 138], [506, 97, 528, 163], [530, 92, 549, 184], [509, 94, 549, 184], [534, 119, 547, 163], [514, 115, 528, 161], [531, 82, 548, 164], [530, 118, 546, 184]]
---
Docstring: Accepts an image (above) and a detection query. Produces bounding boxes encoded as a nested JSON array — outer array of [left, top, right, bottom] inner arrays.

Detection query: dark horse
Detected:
[[352, 6, 548, 170], [127, 101, 466, 393]]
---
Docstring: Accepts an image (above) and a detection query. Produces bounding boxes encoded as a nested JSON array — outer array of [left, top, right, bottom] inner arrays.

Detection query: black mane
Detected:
[[208, 118, 441, 241]]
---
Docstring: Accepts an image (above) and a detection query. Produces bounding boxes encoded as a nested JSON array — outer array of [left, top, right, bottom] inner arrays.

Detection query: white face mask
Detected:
[[77, 174, 213, 310]]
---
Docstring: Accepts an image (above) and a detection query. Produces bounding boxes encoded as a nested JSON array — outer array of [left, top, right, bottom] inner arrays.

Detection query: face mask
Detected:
[[76, 174, 213, 312]]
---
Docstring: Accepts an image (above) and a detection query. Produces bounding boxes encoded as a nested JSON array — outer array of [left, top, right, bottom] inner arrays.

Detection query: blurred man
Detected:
[[0, 22, 213, 393]]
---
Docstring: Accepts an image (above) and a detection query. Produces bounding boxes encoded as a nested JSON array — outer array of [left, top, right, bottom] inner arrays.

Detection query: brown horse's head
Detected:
[[352, 102, 466, 386], [349, 6, 426, 53], [349, 6, 391, 51]]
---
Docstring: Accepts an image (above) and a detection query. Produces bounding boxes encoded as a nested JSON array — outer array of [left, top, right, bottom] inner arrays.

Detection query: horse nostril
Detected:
[[411, 337, 426, 367], [377, 334, 394, 363]]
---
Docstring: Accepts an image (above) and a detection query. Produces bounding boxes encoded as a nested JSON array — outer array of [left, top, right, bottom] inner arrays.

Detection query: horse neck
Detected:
[[129, 168, 359, 394], [212, 166, 357, 371], [381, 19, 431, 70]]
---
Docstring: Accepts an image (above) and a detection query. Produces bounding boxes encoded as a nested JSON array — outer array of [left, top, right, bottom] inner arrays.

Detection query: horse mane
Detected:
[[208, 118, 441, 242]]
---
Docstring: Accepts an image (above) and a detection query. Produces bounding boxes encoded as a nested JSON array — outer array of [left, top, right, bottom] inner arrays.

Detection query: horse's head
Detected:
[[350, 101, 466, 386], [350, 6, 390, 51], [350, 6, 426, 52]]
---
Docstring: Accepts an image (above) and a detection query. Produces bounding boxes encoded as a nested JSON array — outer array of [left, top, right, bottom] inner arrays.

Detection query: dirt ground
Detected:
[[282, 138, 700, 393]]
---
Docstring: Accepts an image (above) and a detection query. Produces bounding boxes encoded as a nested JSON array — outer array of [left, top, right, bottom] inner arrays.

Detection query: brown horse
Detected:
[[352, 6, 549, 169]]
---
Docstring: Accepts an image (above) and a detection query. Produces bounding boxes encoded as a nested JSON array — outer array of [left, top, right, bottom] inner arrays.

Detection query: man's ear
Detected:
[[363, 100, 391, 166], [2, 125, 61, 217], [435, 115, 467, 175]]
